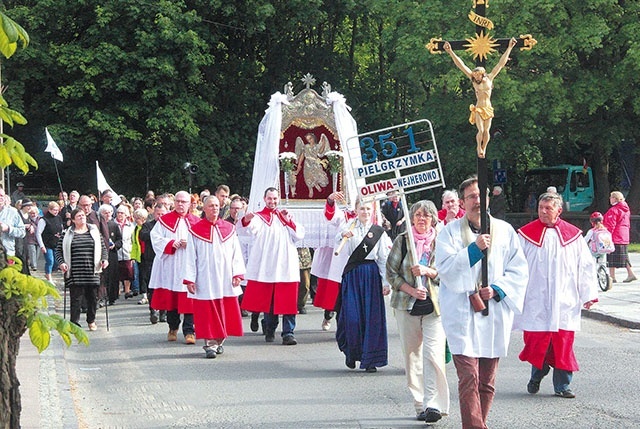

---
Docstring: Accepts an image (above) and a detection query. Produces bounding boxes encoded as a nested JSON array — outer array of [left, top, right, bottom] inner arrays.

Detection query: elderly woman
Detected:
[[336, 199, 392, 373], [56, 208, 108, 330], [37, 201, 64, 282], [130, 208, 149, 304], [604, 191, 637, 283], [115, 205, 135, 298], [99, 204, 122, 305], [386, 200, 449, 423]]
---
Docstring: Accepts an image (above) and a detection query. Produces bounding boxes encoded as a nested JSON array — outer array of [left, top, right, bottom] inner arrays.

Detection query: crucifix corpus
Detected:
[[427, 0, 536, 315]]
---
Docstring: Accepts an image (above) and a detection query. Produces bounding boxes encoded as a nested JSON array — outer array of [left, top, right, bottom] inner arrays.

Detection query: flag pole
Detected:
[[53, 159, 64, 196]]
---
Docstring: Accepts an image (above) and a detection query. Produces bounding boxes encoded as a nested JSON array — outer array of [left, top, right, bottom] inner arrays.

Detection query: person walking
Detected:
[[516, 192, 598, 398], [56, 208, 108, 330], [149, 191, 200, 344], [336, 199, 391, 373], [311, 191, 355, 331], [386, 200, 449, 423], [98, 204, 122, 305], [139, 202, 168, 324], [184, 196, 245, 358], [604, 191, 637, 283], [381, 190, 406, 241], [435, 176, 528, 429], [240, 187, 305, 345], [36, 201, 64, 282]]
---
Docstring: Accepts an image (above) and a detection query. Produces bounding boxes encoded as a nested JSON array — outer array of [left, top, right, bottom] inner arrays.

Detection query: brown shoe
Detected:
[[185, 333, 196, 345], [167, 329, 178, 342]]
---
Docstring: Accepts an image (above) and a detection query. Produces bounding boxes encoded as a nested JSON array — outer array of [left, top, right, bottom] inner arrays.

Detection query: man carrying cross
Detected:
[[435, 176, 528, 428], [443, 37, 517, 158]]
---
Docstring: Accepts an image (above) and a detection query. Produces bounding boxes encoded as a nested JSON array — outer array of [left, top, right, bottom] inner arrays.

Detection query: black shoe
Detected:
[[416, 411, 427, 421], [132, 291, 139, 296], [250, 313, 259, 332], [80, 307, 87, 314], [204, 348, 217, 359], [265, 333, 275, 343], [527, 380, 541, 394], [124, 292, 133, 299], [555, 389, 576, 398], [241, 309, 249, 317], [108, 300, 116, 306], [159, 311, 167, 323], [150, 311, 159, 325], [345, 357, 356, 369], [424, 408, 442, 423], [216, 345, 224, 355], [365, 367, 377, 373], [298, 307, 307, 314], [282, 335, 297, 346]]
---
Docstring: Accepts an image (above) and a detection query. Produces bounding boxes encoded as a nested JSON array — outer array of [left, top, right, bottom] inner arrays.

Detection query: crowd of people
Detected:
[[3, 177, 618, 428]]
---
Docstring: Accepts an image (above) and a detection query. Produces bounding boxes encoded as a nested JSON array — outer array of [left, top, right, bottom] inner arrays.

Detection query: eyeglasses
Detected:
[[463, 193, 481, 201]]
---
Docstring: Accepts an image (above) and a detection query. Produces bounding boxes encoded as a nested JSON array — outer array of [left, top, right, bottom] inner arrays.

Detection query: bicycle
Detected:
[[594, 253, 612, 292]]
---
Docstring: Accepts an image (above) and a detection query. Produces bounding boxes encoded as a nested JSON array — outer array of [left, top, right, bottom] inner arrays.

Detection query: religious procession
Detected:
[[4, 1, 640, 428]]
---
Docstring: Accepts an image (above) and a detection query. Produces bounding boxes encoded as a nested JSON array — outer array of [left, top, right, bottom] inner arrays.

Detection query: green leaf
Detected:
[[0, 13, 18, 43], [24, 153, 38, 168], [29, 314, 52, 353]]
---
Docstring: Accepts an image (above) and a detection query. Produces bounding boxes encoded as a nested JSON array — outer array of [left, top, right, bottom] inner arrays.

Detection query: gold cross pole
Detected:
[[427, 0, 535, 315]]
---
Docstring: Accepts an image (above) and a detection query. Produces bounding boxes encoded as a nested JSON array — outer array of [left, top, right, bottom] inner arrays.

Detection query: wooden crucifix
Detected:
[[427, 0, 535, 315]]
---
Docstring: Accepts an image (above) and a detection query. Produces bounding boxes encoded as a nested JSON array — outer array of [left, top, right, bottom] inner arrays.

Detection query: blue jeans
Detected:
[[131, 261, 140, 293], [264, 313, 296, 337], [530, 364, 573, 392], [44, 247, 58, 274]]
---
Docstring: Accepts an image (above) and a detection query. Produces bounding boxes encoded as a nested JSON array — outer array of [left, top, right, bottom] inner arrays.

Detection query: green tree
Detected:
[[0, 11, 88, 427]]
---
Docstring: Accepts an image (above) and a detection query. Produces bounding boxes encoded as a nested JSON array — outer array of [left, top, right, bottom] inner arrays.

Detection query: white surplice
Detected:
[[184, 221, 246, 300], [514, 228, 597, 332], [435, 217, 529, 358]]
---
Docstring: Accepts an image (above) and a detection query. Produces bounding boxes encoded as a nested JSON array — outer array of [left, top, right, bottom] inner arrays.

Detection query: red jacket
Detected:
[[603, 201, 631, 244]]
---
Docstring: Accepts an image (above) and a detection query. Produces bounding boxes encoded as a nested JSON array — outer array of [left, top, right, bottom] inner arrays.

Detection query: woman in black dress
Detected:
[[56, 208, 108, 330]]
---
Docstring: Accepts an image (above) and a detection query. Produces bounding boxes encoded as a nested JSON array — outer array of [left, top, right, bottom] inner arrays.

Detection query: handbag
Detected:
[[410, 296, 434, 315], [118, 259, 134, 281]]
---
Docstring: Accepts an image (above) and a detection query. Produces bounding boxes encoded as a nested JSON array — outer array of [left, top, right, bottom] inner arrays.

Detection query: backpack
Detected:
[[590, 229, 615, 254]]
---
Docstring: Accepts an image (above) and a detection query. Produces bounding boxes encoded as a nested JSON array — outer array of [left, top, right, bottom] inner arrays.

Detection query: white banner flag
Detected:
[[96, 161, 122, 206], [44, 127, 63, 162]]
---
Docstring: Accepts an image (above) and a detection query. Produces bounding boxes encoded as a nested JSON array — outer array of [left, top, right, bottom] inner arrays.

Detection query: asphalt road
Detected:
[[22, 295, 639, 429]]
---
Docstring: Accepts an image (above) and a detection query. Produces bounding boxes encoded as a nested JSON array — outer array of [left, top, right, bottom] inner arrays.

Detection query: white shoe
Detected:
[[88, 322, 97, 331], [321, 319, 331, 331]]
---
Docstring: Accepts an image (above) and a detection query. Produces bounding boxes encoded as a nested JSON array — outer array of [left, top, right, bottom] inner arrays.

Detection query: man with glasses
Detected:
[[149, 191, 200, 344], [435, 176, 528, 429]]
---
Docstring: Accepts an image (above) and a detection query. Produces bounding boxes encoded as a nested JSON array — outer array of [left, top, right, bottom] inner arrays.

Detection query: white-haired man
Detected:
[[149, 191, 200, 344]]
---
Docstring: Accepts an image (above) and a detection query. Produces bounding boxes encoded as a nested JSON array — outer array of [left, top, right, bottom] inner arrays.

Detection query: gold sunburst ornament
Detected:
[[464, 31, 499, 62]]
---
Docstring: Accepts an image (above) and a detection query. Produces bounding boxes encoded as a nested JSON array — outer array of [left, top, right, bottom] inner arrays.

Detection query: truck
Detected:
[[523, 165, 594, 212]]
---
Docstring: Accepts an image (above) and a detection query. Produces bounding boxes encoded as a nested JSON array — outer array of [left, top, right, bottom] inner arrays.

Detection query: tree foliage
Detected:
[[0, 9, 35, 174], [1, 0, 639, 212]]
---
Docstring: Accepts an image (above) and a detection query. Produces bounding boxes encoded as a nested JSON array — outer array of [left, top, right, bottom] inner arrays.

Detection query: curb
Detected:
[[582, 308, 640, 330]]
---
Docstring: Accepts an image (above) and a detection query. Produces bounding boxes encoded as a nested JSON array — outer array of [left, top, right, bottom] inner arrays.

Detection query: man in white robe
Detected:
[[184, 196, 246, 359], [240, 187, 305, 345], [515, 192, 598, 398], [311, 191, 355, 330], [149, 191, 201, 344], [436, 176, 528, 429]]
